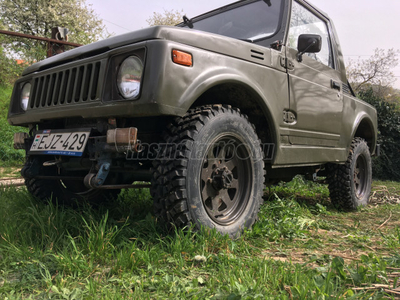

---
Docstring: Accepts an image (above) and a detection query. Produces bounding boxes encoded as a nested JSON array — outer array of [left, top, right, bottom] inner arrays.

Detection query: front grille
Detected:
[[29, 62, 102, 109]]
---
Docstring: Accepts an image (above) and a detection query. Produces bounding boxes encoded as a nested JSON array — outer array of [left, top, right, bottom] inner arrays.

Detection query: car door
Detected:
[[285, 0, 343, 148]]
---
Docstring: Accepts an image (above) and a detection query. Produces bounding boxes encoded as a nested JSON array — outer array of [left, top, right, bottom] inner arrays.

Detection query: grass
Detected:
[[0, 166, 20, 178], [0, 178, 399, 299]]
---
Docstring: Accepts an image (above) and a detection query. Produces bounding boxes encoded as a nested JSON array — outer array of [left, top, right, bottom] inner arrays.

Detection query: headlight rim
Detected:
[[116, 55, 144, 100], [20, 82, 31, 112]]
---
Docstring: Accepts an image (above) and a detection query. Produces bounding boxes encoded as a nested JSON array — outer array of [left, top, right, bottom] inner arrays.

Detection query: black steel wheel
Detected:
[[354, 153, 369, 199], [327, 138, 372, 210], [200, 136, 253, 225], [151, 105, 265, 238]]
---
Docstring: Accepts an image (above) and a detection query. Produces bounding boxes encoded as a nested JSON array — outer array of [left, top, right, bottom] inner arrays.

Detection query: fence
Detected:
[[0, 29, 82, 58], [0, 139, 25, 167]]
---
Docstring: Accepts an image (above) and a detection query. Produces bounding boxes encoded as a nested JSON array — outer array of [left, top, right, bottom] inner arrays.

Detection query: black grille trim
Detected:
[[29, 62, 101, 109]]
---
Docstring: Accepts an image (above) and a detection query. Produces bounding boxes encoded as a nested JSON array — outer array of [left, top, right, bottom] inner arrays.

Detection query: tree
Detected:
[[0, 0, 108, 62], [346, 48, 399, 97], [146, 9, 184, 26]]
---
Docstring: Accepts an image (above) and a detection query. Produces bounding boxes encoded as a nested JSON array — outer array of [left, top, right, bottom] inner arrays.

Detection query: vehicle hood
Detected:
[[23, 26, 270, 75], [23, 26, 171, 75]]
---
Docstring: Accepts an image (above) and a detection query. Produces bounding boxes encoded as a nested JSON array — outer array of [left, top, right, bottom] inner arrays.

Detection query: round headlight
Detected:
[[117, 56, 143, 99], [21, 82, 31, 111]]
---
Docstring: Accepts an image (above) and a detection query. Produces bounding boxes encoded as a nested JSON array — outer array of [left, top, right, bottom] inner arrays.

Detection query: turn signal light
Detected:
[[172, 50, 193, 67]]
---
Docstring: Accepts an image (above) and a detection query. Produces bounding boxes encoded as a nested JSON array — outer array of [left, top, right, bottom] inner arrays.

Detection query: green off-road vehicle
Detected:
[[8, 0, 378, 237]]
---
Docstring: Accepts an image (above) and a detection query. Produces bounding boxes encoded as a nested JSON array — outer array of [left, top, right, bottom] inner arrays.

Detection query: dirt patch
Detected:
[[370, 185, 400, 205], [0, 177, 24, 188], [0, 167, 21, 179], [267, 248, 368, 265]]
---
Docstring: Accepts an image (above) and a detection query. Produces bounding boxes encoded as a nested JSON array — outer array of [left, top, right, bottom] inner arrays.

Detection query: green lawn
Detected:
[[1, 178, 399, 299]]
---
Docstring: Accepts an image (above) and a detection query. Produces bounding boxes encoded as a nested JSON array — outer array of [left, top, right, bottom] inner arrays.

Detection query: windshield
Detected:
[[180, 0, 282, 42]]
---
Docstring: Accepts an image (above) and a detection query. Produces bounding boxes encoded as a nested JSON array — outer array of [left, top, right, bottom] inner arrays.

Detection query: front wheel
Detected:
[[151, 105, 265, 238], [327, 138, 372, 210]]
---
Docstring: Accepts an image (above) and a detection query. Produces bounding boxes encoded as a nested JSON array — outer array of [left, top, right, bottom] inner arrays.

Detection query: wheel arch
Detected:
[[351, 114, 377, 155], [181, 74, 279, 162]]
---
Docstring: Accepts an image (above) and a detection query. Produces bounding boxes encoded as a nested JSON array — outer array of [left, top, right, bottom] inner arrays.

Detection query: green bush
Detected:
[[0, 85, 26, 166], [0, 47, 24, 86], [359, 89, 400, 180]]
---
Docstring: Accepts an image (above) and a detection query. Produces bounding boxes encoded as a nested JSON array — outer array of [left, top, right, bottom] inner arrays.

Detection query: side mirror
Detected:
[[297, 34, 322, 62]]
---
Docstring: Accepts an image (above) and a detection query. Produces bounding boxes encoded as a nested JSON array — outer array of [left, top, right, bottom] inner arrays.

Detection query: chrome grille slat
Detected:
[[28, 62, 101, 110]]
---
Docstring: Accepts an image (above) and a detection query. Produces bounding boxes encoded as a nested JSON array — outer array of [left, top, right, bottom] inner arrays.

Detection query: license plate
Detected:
[[29, 129, 91, 157]]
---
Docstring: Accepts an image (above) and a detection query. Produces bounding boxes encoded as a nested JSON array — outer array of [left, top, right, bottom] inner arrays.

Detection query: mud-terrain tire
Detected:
[[327, 138, 372, 210], [151, 105, 265, 238], [24, 166, 120, 205]]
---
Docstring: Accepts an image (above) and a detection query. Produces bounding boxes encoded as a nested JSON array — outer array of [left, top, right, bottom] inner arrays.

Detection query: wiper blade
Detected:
[[240, 38, 254, 43], [263, 0, 272, 6], [183, 15, 193, 29]]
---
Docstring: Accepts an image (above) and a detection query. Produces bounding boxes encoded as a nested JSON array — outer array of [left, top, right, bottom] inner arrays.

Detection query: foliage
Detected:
[[359, 89, 400, 180], [146, 9, 184, 26], [251, 194, 317, 241], [0, 85, 26, 166], [347, 48, 400, 97], [0, 0, 108, 63], [0, 47, 24, 86]]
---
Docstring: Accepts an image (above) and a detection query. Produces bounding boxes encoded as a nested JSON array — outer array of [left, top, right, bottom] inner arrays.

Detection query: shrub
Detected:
[[0, 47, 24, 86], [359, 89, 400, 180], [0, 85, 26, 166]]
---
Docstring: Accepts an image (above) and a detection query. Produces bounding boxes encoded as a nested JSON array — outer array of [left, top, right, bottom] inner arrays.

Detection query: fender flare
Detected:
[[176, 66, 280, 149], [350, 112, 377, 154]]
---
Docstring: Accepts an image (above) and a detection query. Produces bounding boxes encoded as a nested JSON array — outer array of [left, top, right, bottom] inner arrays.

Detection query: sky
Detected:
[[86, 0, 400, 88]]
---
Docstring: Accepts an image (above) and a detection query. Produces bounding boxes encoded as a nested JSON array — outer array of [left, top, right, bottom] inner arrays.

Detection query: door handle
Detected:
[[331, 80, 341, 91]]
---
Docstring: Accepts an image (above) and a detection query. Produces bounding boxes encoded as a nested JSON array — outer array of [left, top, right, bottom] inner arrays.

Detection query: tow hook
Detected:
[[84, 162, 111, 188]]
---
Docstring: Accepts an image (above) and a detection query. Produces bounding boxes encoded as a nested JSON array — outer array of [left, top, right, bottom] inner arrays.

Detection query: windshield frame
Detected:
[[176, 0, 287, 47]]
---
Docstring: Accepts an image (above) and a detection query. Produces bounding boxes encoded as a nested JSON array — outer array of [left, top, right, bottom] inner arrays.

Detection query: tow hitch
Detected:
[[84, 127, 143, 189]]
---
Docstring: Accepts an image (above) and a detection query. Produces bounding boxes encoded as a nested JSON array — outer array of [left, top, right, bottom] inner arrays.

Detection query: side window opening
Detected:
[[287, 1, 334, 69]]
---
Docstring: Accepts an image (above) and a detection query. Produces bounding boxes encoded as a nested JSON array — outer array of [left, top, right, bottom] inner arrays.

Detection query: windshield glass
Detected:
[[181, 0, 282, 42]]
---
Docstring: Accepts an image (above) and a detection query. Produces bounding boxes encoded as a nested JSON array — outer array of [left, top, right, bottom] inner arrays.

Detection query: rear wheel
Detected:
[[151, 105, 265, 238], [327, 138, 372, 210]]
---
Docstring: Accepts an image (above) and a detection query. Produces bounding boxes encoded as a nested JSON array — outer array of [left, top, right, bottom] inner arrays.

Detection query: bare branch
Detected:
[[346, 48, 399, 97], [146, 9, 184, 27]]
